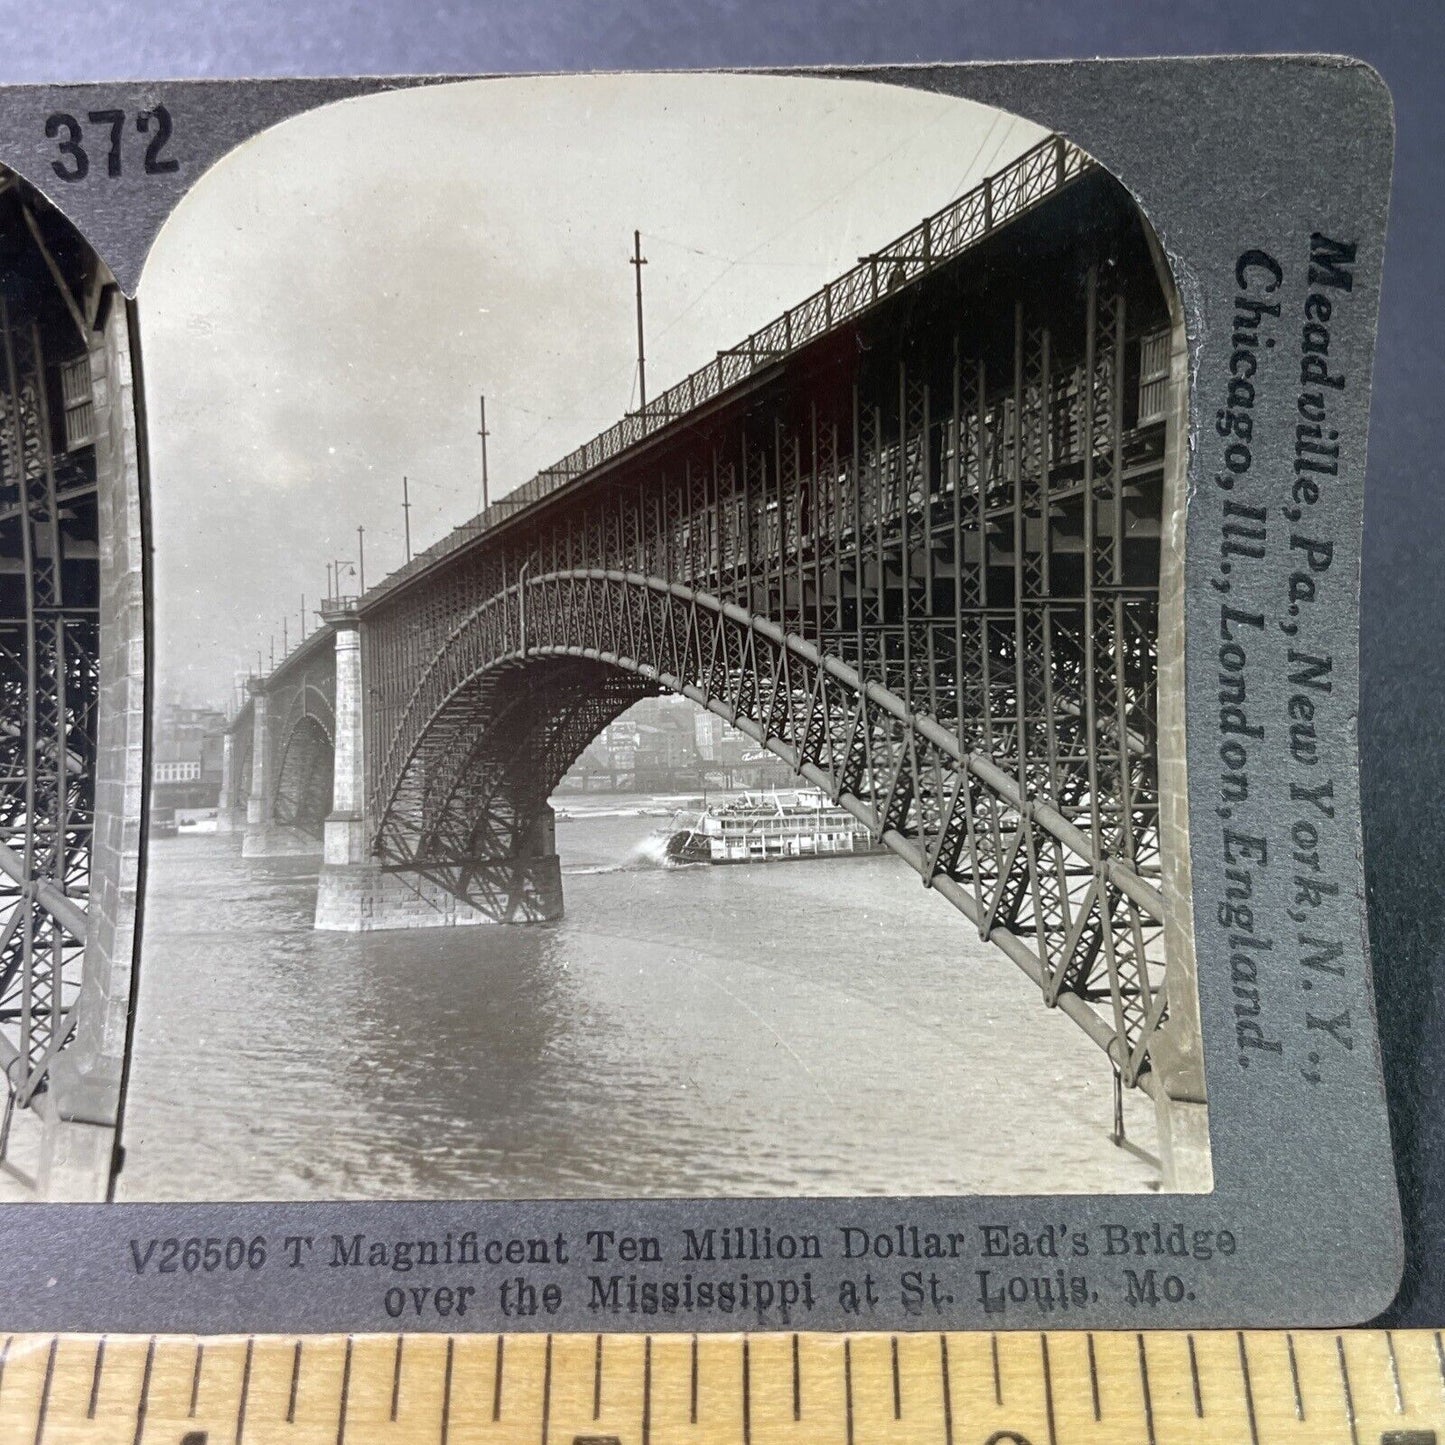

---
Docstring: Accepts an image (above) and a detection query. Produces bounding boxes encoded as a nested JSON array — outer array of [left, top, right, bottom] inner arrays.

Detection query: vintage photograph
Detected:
[[0, 72, 1208, 1203]]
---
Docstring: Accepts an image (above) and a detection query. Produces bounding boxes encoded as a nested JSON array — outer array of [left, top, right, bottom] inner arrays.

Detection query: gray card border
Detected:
[[0, 56, 1403, 1331]]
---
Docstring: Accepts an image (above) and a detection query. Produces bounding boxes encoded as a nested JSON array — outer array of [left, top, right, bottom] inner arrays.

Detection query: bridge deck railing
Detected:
[[362, 133, 1093, 607]]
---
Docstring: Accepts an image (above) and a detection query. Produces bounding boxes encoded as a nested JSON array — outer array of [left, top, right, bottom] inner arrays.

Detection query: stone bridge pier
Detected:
[[240, 677, 324, 859], [314, 602, 563, 931], [214, 731, 244, 834]]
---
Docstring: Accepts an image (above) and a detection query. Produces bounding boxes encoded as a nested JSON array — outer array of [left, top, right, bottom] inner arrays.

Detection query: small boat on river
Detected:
[[663, 789, 885, 864]]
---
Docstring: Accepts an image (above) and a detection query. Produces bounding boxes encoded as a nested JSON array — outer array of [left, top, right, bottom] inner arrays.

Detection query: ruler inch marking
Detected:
[[287, 1338, 303, 1425], [130, 1337, 155, 1445], [1186, 1332, 1204, 1418], [690, 1333, 698, 1424], [1286, 1331, 1304, 1420], [844, 1336, 855, 1445], [1087, 1332, 1102, 1421], [189, 1340, 203, 1418], [1135, 1332, 1157, 1445], [1387, 1328, 1405, 1412], [890, 1333, 901, 1420], [234, 1335, 254, 1445], [1236, 1331, 1260, 1445], [1039, 1333, 1057, 1445], [335, 1334, 353, 1445], [592, 1332, 602, 1420], [791, 1332, 801, 1421], [642, 1334, 652, 1445], [390, 1334, 403, 1422], [1436, 1329, 1445, 1403], [493, 1334, 504, 1421], [31, 1335, 56, 1445], [441, 1336, 454, 1445], [939, 1334, 954, 1445], [87, 1335, 105, 1420], [742, 1334, 751, 1445], [1337, 1333, 1361, 1445]]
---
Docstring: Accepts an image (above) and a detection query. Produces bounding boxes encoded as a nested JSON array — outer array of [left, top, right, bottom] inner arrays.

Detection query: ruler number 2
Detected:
[[44, 105, 178, 182]]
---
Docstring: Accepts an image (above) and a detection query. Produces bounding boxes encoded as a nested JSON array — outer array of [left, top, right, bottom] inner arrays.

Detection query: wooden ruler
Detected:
[[0, 1329, 1441, 1444]]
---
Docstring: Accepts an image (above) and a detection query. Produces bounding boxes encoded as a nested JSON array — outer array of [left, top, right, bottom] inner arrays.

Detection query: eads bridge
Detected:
[[0, 135, 1206, 1195], [221, 137, 1206, 1187]]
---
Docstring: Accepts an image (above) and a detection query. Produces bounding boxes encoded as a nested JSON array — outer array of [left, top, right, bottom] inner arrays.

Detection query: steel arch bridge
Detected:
[[225, 136, 1204, 1181], [0, 133, 1205, 1190], [229, 630, 337, 851], [0, 133, 1207, 1191]]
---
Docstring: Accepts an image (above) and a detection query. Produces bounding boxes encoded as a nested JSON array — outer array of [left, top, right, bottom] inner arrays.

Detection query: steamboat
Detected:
[[663, 789, 885, 865]]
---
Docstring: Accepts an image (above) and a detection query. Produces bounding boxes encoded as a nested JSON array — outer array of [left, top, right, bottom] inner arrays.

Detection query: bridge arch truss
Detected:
[[359, 160, 1195, 1108]]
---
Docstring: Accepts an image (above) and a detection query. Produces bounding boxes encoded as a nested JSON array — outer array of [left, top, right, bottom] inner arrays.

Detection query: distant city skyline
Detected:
[[137, 74, 1043, 707]]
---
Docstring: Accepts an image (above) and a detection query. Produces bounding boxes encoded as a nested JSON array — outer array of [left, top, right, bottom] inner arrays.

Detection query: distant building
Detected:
[[559, 694, 795, 793], [151, 699, 228, 811], [694, 711, 723, 760], [153, 759, 201, 785]]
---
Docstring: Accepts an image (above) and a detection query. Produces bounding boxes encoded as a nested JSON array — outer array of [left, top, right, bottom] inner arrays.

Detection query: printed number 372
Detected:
[[45, 106, 178, 181]]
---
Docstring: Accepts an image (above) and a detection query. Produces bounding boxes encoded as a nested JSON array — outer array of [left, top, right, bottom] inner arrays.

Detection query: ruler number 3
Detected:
[[44, 105, 178, 182]]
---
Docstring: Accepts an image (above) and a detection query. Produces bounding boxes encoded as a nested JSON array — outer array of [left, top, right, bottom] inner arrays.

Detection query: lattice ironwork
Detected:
[[358, 159, 1178, 1092], [50, 138, 1135, 1112], [0, 296, 98, 1108], [374, 560, 1164, 1085], [376, 658, 653, 912], [272, 717, 334, 837], [231, 632, 337, 835], [365, 134, 1096, 601]]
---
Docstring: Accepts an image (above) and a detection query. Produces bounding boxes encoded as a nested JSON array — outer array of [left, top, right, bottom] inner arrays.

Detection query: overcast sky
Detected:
[[139, 73, 1043, 707]]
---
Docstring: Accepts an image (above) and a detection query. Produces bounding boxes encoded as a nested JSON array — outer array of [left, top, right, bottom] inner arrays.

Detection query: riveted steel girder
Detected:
[[359, 168, 1177, 1090]]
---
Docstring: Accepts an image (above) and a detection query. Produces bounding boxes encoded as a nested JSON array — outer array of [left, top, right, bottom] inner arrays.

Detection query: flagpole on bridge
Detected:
[[478, 396, 490, 512], [357, 525, 366, 594], [402, 475, 412, 563], [631, 229, 648, 412], [300, 594, 306, 642]]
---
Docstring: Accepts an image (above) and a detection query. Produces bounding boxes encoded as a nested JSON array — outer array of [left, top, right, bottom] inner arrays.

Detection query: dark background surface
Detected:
[[0, 0, 1439, 1325]]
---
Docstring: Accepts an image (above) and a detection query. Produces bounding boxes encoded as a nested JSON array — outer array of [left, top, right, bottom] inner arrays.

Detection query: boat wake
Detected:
[[635, 833, 700, 869], [566, 832, 700, 876]]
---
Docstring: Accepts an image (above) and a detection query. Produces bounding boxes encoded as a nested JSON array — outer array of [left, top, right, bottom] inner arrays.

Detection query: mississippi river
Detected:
[[115, 797, 1161, 1200]]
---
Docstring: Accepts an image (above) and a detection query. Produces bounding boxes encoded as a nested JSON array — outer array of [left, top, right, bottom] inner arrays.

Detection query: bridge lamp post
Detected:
[[631, 230, 647, 412], [328, 559, 356, 606], [477, 398, 490, 512]]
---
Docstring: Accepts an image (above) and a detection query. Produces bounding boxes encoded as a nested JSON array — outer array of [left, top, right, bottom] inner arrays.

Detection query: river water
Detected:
[[115, 797, 1161, 1201]]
